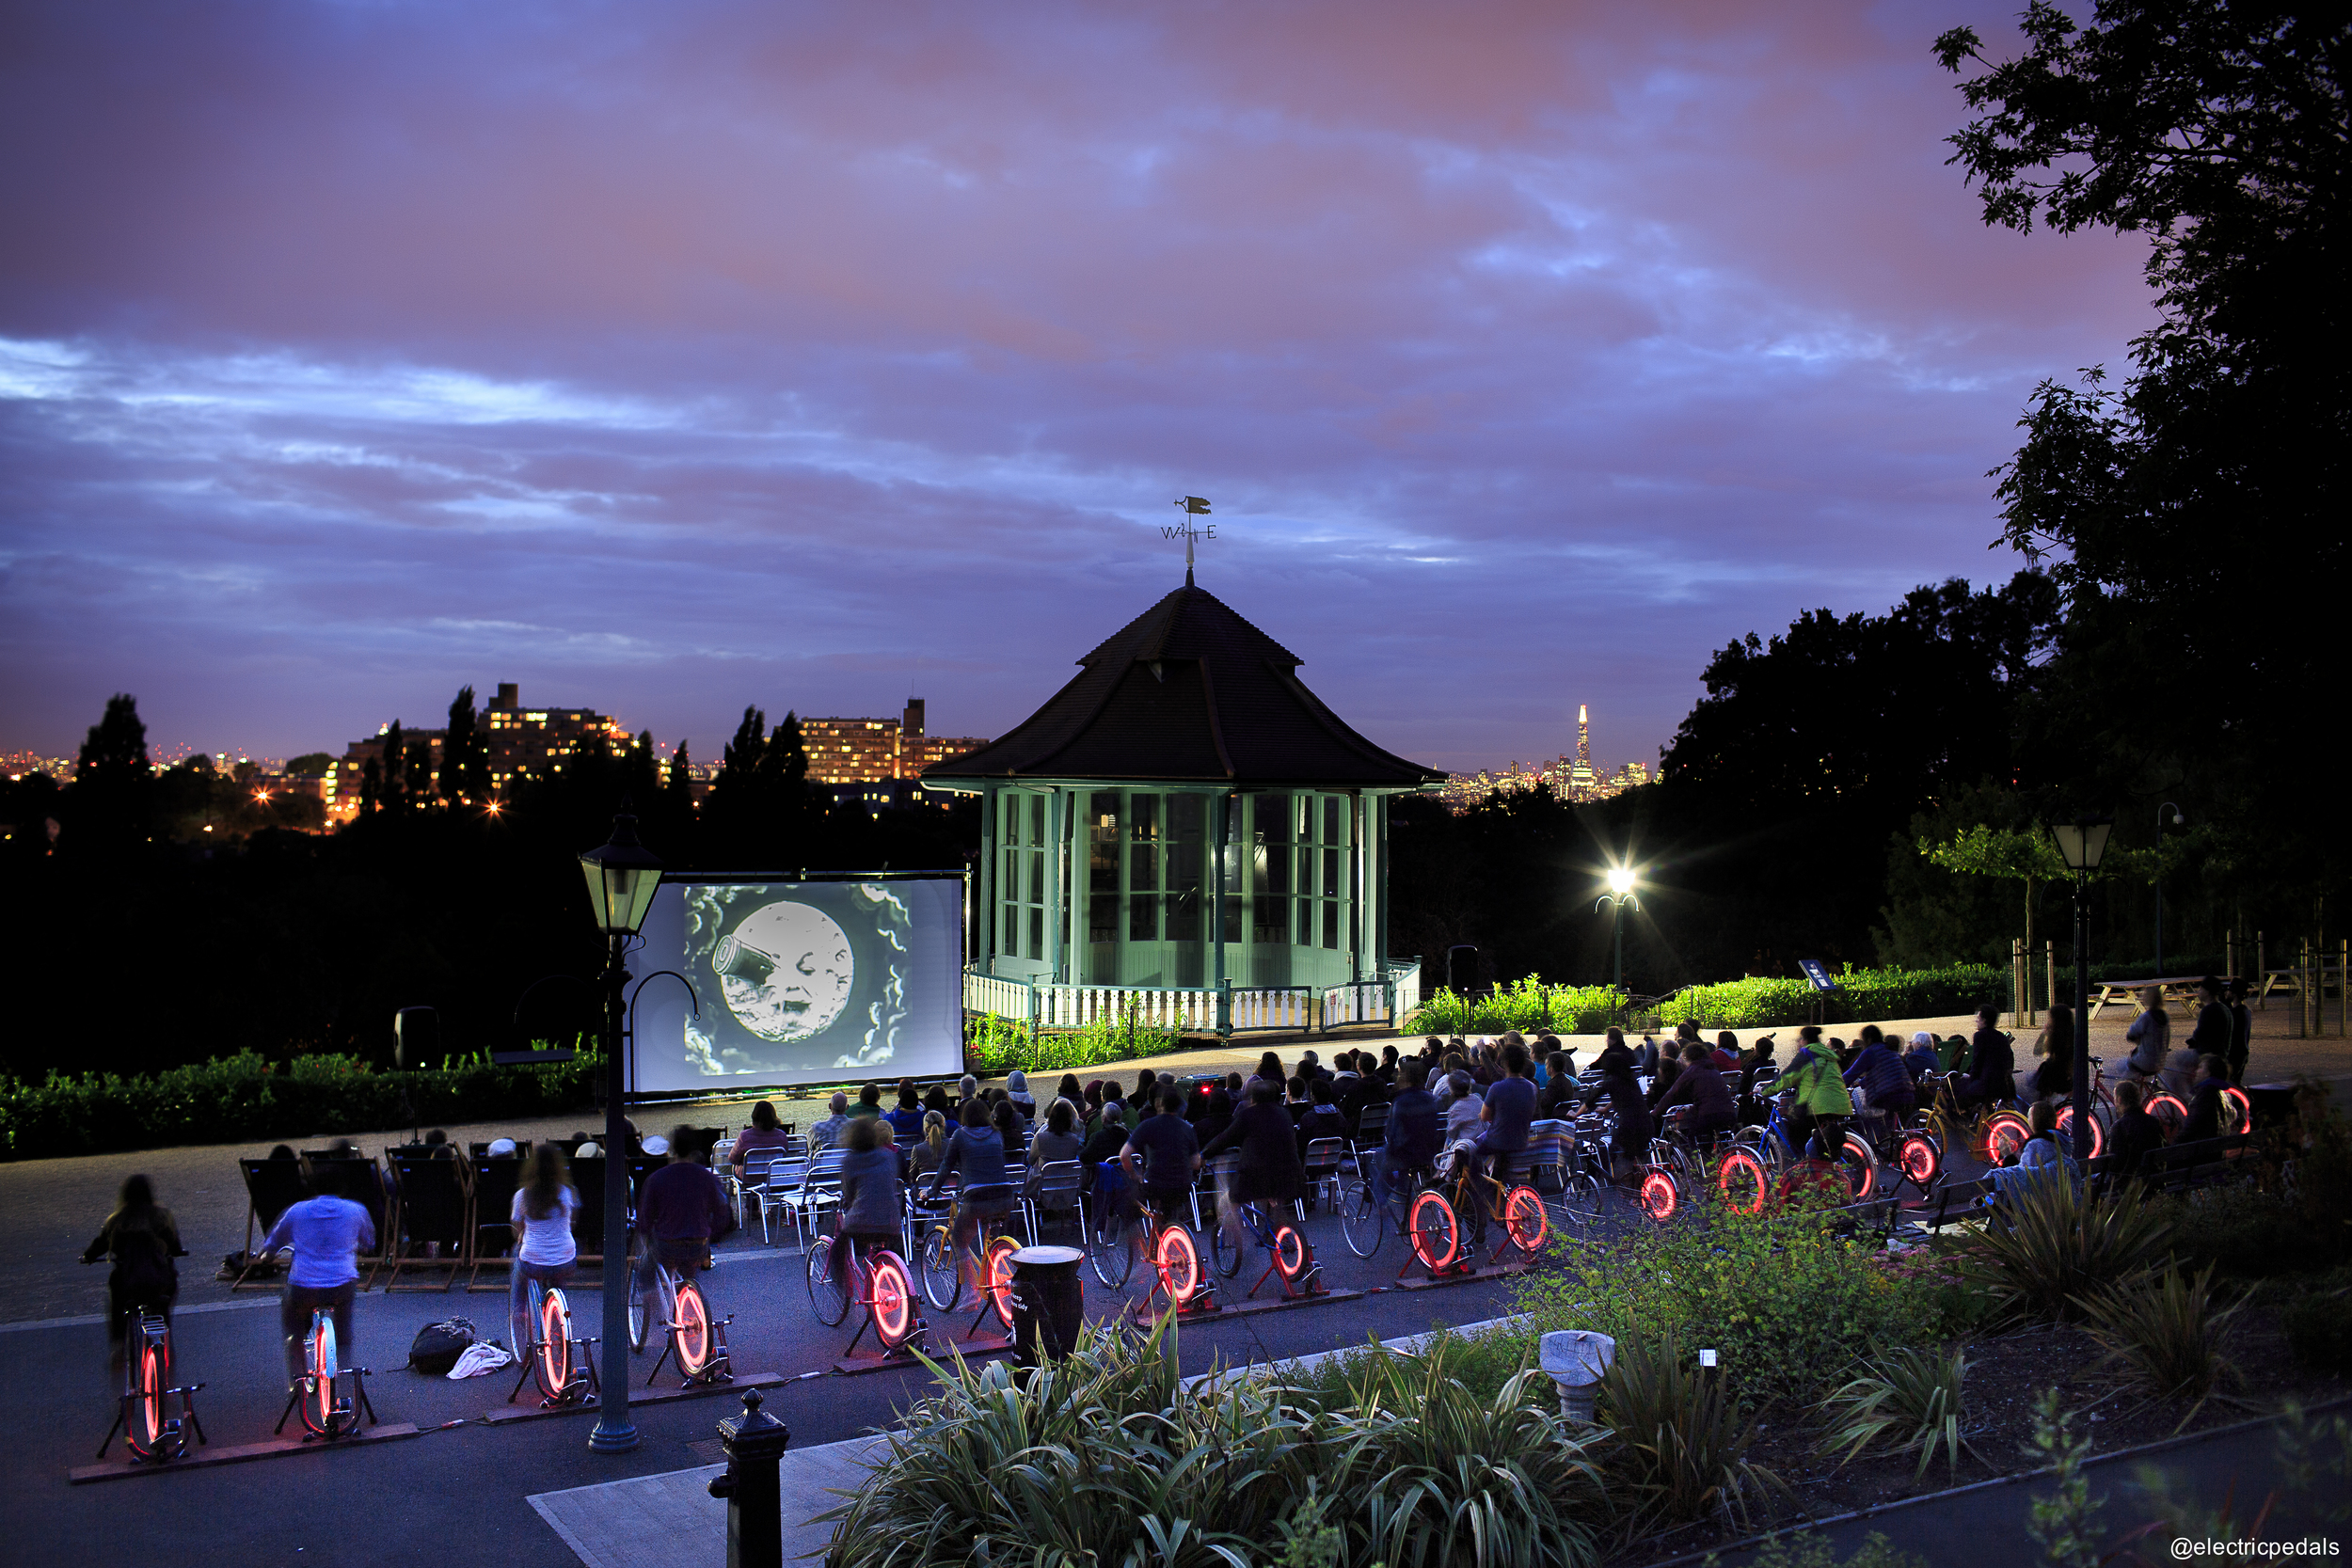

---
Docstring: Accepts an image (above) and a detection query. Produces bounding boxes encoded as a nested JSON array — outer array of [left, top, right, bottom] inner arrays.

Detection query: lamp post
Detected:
[[2154, 803, 2185, 974], [1596, 866, 1638, 1025], [2048, 815, 2113, 1165], [580, 801, 663, 1455]]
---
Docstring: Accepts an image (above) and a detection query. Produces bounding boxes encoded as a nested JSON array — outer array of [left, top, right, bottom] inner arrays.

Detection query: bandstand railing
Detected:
[[962, 958, 1422, 1039]]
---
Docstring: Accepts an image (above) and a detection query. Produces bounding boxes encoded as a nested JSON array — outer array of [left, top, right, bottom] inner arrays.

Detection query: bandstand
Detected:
[[923, 578, 1440, 1036]]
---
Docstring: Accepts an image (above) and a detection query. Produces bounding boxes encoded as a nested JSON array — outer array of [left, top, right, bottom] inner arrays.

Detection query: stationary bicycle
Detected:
[[1210, 1196, 1326, 1300], [277, 1308, 375, 1441], [97, 1303, 205, 1464], [629, 1240, 732, 1388], [807, 1231, 926, 1359], [1088, 1170, 1213, 1315], [508, 1279, 598, 1407]]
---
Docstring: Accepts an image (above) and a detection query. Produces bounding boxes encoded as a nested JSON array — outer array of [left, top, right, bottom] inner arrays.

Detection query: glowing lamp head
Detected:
[[1607, 867, 1635, 896]]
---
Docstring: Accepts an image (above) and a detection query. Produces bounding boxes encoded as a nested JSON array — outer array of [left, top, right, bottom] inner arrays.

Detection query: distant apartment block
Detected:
[[483, 683, 632, 792], [802, 699, 986, 786]]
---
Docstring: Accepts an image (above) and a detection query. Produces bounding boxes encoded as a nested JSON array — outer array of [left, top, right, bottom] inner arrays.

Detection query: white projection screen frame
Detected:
[[627, 873, 964, 1093]]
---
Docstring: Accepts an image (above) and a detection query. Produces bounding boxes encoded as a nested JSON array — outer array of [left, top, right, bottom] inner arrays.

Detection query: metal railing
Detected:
[[962, 962, 1424, 1038]]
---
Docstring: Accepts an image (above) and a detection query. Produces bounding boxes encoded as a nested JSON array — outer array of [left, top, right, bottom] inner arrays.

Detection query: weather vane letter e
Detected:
[[1166, 496, 1213, 586]]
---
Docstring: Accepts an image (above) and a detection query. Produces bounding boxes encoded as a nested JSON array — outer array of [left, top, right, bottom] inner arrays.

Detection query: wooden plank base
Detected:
[[71, 1421, 423, 1484], [482, 1371, 784, 1425]]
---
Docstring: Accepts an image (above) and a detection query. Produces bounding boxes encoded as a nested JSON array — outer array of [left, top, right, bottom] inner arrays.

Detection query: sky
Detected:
[[0, 1, 2153, 777]]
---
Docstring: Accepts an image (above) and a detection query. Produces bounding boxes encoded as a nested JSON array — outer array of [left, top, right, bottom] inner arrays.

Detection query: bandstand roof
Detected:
[[924, 582, 1442, 789]]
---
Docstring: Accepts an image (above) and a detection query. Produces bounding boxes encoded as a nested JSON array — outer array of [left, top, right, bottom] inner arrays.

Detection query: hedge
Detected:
[[962, 1011, 1184, 1078], [1406, 976, 1629, 1036], [0, 1049, 601, 1162]]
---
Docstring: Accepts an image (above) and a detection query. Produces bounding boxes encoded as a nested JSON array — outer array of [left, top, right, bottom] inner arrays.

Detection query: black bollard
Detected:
[[1010, 1244, 1086, 1367], [707, 1386, 792, 1568]]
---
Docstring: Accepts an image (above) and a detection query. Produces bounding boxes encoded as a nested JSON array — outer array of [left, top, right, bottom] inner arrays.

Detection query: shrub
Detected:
[[1514, 1191, 1927, 1411], [0, 1047, 600, 1161], [1595, 1326, 1778, 1529], [819, 1314, 1612, 1568], [1407, 978, 1627, 1036], [1741, 1534, 1929, 1568], [1656, 964, 2008, 1030], [2162, 1183, 2327, 1280], [1819, 1346, 1977, 1481], [1958, 1175, 2173, 1325], [2076, 1263, 2243, 1425], [962, 1008, 1183, 1078], [2281, 1286, 2352, 1373], [1871, 1243, 2001, 1338]]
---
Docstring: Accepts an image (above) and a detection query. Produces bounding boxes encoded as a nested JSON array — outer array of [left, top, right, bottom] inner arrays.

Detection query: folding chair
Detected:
[[1301, 1138, 1347, 1213], [739, 1151, 806, 1243], [232, 1158, 311, 1291], [1352, 1103, 1391, 1151], [466, 1154, 527, 1291], [1023, 1160, 1085, 1244], [382, 1148, 470, 1291], [1519, 1123, 1572, 1193], [568, 1156, 607, 1267], [774, 1148, 849, 1251]]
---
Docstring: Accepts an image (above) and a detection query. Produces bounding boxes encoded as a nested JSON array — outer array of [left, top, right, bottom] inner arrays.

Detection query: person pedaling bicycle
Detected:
[[1654, 1041, 1739, 1151], [257, 1159, 375, 1394], [2122, 989, 2171, 1084], [925, 1100, 1017, 1293], [1375, 1058, 1443, 1216], [1199, 1079, 1305, 1259], [2179, 1054, 2237, 1143], [1775, 1025, 1852, 1164], [829, 1116, 903, 1292], [1581, 1032, 1652, 1184], [1947, 1006, 2015, 1113], [82, 1175, 183, 1393], [634, 1128, 735, 1347], [1119, 1086, 1202, 1232], [1465, 1041, 1539, 1221], [1841, 1027, 1916, 1119], [508, 1145, 580, 1355]]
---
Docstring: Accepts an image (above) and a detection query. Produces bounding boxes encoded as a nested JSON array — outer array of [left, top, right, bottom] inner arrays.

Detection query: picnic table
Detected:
[[2086, 974, 2224, 1022]]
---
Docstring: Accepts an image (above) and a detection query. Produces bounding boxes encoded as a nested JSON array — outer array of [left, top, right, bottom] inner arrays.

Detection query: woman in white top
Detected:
[[508, 1144, 580, 1354]]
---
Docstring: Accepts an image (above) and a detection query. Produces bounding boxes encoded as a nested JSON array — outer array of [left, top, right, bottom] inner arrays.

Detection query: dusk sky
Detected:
[[0, 2, 2153, 777]]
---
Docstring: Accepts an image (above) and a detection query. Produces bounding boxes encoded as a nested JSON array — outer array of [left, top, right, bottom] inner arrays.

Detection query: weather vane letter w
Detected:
[[1164, 496, 1213, 586]]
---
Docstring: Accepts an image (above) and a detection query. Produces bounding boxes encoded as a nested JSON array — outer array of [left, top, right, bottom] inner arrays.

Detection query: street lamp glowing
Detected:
[[1607, 866, 1634, 895]]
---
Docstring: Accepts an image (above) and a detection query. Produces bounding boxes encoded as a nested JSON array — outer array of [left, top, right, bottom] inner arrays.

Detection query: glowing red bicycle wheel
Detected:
[[2147, 1093, 2187, 1140], [1155, 1224, 1201, 1304], [984, 1237, 1021, 1331], [307, 1314, 338, 1435], [1639, 1170, 1679, 1222], [536, 1286, 571, 1399], [1715, 1148, 1769, 1214], [136, 1335, 167, 1455], [674, 1281, 711, 1373], [868, 1251, 915, 1349], [2054, 1104, 2106, 1159], [1273, 1225, 1309, 1280], [1838, 1133, 1879, 1200], [1407, 1192, 1458, 1272], [1502, 1186, 1549, 1253], [1980, 1110, 2031, 1164], [1897, 1132, 1941, 1187], [2221, 1086, 2251, 1135]]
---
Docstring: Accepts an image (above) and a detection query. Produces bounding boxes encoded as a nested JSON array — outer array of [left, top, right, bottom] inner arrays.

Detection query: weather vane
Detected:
[[1166, 496, 1213, 586]]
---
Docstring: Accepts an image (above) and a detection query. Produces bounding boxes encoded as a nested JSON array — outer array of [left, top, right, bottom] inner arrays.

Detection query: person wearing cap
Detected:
[[808, 1093, 852, 1153], [632, 1127, 734, 1349]]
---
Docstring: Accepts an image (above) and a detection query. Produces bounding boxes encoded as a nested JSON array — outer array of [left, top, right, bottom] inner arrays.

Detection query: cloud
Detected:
[[0, 0, 2153, 773]]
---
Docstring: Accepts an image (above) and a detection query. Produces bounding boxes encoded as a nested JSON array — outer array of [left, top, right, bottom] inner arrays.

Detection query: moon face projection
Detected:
[[714, 900, 854, 1041]]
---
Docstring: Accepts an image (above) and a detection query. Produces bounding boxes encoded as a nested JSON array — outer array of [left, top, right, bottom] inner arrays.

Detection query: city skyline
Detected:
[[1, 3, 2153, 774]]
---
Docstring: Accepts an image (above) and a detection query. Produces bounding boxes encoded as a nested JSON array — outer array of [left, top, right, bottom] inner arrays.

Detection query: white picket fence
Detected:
[[963, 958, 1422, 1037]]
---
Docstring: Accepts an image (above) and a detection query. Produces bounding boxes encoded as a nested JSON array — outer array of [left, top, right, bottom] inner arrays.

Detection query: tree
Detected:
[[70, 692, 152, 848], [380, 721, 406, 813], [665, 738, 694, 818], [443, 687, 489, 804], [285, 752, 334, 777], [1936, 1, 2346, 927]]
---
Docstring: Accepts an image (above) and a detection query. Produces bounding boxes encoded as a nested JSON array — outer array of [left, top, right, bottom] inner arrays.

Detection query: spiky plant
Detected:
[[2076, 1262, 2245, 1430], [1962, 1172, 2172, 1324], [1819, 1345, 1979, 1481]]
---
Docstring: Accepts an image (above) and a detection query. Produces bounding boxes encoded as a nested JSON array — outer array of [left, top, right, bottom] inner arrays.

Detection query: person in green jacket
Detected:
[[1778, 1024, 1854, 1162]]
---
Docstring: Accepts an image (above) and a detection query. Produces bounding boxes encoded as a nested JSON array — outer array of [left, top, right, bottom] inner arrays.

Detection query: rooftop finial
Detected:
[[1169, 496, 1213, 587]]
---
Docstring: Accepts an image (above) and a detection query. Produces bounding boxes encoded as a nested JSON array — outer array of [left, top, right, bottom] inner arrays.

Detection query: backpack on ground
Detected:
[[407, 1317, 477, 1374]]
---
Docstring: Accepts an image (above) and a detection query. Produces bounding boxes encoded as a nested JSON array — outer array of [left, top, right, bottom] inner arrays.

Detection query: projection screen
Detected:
[[627, 873, 964, 1091]]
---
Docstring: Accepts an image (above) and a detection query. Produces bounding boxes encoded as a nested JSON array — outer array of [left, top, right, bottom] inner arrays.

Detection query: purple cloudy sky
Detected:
[[0, 1, 2150, 776]]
